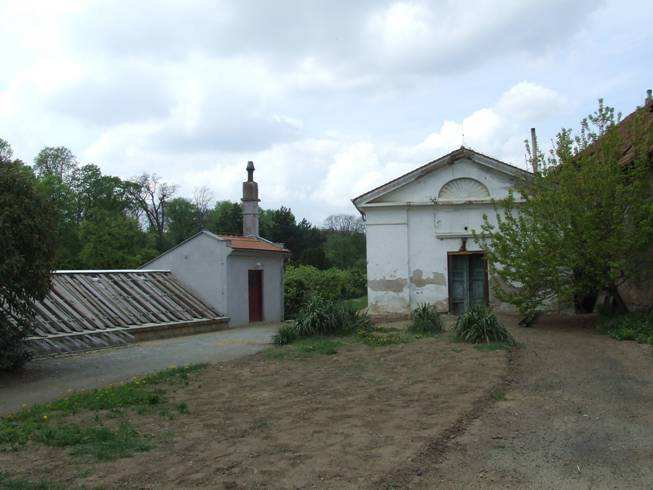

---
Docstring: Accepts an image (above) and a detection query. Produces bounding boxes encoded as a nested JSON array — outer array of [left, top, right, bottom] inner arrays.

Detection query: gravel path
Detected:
[[0, 324, 279, 416], [404, 315, 653, 488]]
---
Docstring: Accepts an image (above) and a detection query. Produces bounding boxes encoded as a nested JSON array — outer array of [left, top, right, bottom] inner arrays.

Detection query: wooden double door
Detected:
[[248, 270, 264, 322], [448, 252, 488, 314]]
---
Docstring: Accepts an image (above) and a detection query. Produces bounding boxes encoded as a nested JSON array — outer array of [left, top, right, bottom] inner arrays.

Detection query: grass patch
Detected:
[[0, 471, 69, 490], [0, 364, 206, 459], [37, 422, 153, 461], [266, 338, 344, 360]]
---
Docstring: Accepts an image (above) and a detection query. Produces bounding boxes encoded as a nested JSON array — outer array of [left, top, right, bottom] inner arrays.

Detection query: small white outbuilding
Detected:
[[143, 163, 289, 326], [353, 147, 531, 317]]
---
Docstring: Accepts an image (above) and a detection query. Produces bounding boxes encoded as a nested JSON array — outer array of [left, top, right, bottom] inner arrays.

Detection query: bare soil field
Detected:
[[396, 315, 653, 489], [0, 322, 509, 488], [3, 315, 650, 489]]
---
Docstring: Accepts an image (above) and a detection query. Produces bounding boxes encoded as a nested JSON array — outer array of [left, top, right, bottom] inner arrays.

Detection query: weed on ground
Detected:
[[0, 471, 71, 489], [490, 388, 507, 401], [0, 364, 206, 461], [597, 310, 653, 346], [266, 338, 344, 360]]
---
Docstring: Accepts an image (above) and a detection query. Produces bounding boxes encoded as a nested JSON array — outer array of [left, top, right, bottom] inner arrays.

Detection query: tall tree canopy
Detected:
[[478, 100, 653, 316], [33, 146, 77, 181], [0, 150, 56, 369]]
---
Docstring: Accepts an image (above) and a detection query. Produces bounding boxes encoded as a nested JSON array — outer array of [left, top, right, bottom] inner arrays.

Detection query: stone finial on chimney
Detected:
[[242, 161, 259, 236], [530, 127, 539, 173]]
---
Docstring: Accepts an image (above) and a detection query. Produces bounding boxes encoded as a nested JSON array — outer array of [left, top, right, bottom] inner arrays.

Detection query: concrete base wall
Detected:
[[131, 318, 230, 342]]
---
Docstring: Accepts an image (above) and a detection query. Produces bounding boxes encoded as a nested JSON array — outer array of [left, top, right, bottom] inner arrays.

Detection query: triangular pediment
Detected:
[[352, 147, 530, 210]]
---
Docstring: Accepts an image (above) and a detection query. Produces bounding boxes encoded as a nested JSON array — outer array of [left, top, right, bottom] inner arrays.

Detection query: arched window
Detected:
[[438, 178, 490, 201]]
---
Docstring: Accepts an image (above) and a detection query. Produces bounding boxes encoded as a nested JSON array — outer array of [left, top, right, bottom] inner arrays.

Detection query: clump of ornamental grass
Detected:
[[272, 296, 373, 345], [409, 303, 443, 335], [454, 305, 514, 345]]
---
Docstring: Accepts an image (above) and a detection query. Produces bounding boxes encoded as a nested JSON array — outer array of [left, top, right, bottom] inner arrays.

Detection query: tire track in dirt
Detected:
[[371, 346, 518, 489]]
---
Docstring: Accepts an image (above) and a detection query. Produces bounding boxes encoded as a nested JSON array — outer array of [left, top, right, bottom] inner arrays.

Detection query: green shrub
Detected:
[[284, 265, 367, 318], [597, 309, 653, 345], [409, 303, 443, 334], [273, 324, 298, 345], [454, 306, 514, 345]]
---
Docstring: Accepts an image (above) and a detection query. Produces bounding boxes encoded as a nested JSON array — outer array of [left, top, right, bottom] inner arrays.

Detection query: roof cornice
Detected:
[[352, 147, 531, 213]]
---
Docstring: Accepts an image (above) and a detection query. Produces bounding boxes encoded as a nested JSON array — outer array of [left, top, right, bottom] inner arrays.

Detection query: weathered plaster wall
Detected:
[[227, 252, 285, 326], [366, 207, 410, 314], [364, 158, 520, 315], [144, 234, 229, 315]]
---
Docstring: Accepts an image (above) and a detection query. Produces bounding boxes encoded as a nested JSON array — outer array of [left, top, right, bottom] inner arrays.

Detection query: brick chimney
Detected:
[[241, 161, 259, 236]]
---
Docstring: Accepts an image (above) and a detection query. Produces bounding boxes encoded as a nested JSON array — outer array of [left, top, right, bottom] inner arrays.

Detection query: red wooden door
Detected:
[[248, 270, 263, 322]]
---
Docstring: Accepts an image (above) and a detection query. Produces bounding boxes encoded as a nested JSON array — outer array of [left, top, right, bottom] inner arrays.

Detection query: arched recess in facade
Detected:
[[438, 177, 490, 200]]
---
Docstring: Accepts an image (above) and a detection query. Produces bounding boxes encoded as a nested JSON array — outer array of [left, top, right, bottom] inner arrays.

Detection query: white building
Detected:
[[352, 147, 531, 316], [143, 162, 289, 326]]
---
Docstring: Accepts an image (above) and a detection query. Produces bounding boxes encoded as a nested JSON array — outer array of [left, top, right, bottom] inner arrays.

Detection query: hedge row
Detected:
[[284, 265, 366, 318]]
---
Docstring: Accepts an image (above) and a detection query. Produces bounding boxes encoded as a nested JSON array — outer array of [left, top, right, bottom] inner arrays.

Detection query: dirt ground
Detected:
[[0, 322, 508, 488], [2, 316, 651, 489], [390, 315, 653, 489]]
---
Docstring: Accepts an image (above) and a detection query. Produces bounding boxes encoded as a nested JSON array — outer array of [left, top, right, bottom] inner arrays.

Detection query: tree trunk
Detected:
[[602, 283, 628, 315], [573, 291, 598, 314]]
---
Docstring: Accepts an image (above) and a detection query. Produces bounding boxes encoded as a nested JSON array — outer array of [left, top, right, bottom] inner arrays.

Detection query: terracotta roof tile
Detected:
[[217, 235, 290, 254]]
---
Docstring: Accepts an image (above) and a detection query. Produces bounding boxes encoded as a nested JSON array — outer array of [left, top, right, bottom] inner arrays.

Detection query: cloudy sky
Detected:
[[0, 0, 650, 224]]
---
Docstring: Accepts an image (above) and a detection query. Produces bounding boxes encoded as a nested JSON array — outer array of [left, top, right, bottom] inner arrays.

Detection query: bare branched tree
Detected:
[[128, 173, 177, 248], [193, 186, 214, 229], [324, 214, 365, 234]]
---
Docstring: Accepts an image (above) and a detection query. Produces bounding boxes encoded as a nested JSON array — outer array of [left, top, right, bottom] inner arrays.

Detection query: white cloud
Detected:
[[497, 81, 568, 121], [1, 0, 648, 225], [305, 82, 564, 215]]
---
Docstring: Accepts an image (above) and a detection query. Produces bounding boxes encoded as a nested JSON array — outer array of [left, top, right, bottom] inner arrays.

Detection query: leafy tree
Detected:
[[478, 99, 653, 316], [79, 210, 156, 269], [324, 232, 366, 269], [294, 218, 328, 268], [260, 206, 300, 257], [0, 156, 56, 369], [36, 172, 82, 268], [0, 138, 13, 161], [209, 200, 243, 235], [34, 146, 77, 181], [166, 197, 201, 245]]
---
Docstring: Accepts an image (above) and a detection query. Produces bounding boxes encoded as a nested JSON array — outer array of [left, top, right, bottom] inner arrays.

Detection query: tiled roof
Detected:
[[217, 235, 290, 254], [615, 98, 653, 167]]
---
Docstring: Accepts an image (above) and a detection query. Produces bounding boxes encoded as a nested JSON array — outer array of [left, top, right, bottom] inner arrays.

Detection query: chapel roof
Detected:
[[351, 146, 531, 212]]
